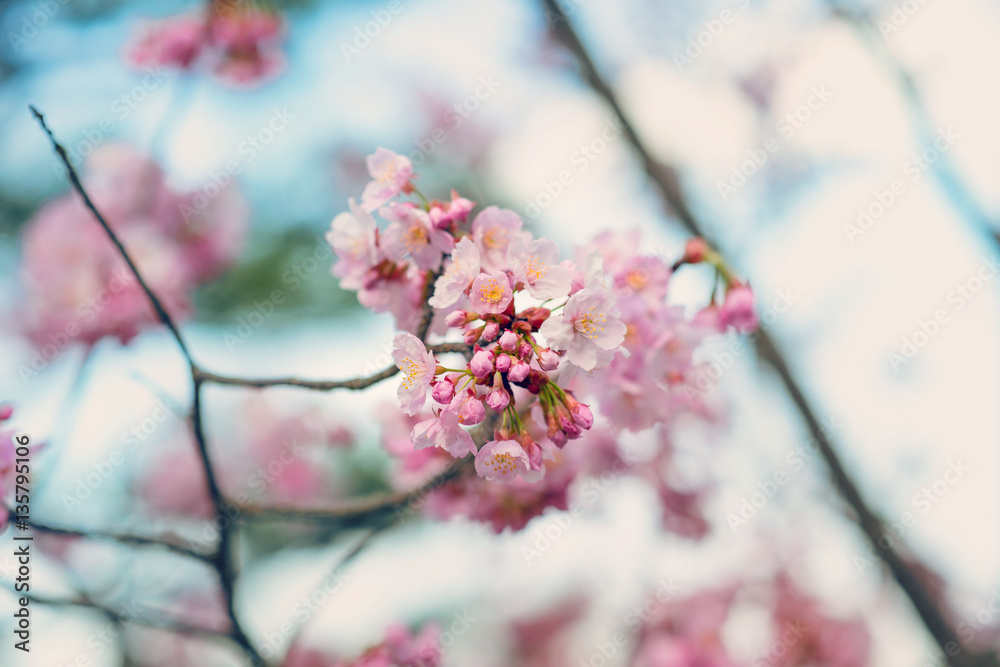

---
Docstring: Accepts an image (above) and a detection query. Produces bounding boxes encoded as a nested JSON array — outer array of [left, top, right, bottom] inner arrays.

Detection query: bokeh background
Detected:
[[0, 0, 998, 665]]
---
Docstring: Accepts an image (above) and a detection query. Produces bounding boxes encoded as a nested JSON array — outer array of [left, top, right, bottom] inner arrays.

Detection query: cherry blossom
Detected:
[[362, 148, 414, 212], [392, 332, 437, 415], [539, 285, 626, 371]]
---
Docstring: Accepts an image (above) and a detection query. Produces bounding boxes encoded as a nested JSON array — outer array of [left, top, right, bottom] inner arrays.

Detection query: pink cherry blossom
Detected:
[[475, 439, 530, 482], [380, 203, 453, 272], [507, 235, 575, 299], [468, 271, 513, 315], [362, 148, 413, 211], [428, 191, 474, 228], [411, 407, 476, 458], [471, 206, 523, 272], [327, 198, 378, 290], [719, 284, 759, 333], [127, 15, 205, 69], [428, 236, 480, 308], [210, 8, 286, 86], [392, 332, 437, 415], [538, 286, 626, 371], [18, 144, 247, 351]]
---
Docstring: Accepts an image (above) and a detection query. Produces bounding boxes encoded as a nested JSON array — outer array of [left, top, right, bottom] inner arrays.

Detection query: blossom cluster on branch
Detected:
[[326, 148, 760, 531]]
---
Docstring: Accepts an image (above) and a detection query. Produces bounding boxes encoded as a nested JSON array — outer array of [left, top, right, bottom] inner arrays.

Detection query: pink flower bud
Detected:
[[518, 342, 533, 360], [486, 385, 510, 412], [495, 354, 512, 373], [0, 404, 12, 421], [498, 330, 518, 351], [470, 349, 494, 378], [508, 360, 530, 383], [482, 321, 500, 341], [432, 377, 455, 404], [456, 392, 485, 425], [571, 403, 594, 429], [445, 310, 469, 328], [538, 348, 560, 371], [463, 326, 484, 345], [559, 415, 583, 439]]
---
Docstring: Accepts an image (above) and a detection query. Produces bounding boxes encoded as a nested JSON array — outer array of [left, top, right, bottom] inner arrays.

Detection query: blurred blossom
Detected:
[[17, 144, 247, 353], [126, 1, 286, 87], [283, 623, 442, 667]]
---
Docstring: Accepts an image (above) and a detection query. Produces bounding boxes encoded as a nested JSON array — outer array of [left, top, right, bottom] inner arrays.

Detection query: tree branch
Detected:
[[535, 3, 993, 665], [23, 517, 214, 563], [14, 591, 229, 641], [193, 343, 471, 391], [31, 106, 195, 363]]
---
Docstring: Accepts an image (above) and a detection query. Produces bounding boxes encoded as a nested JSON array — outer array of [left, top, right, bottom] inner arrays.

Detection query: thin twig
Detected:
[[31, 106, 194, 362], [237, 458, 473, 525], [15, 591, 229, 641], [194, 343, 471, 391], [536, 3, 992, 665], [22, 516, 214, 563]]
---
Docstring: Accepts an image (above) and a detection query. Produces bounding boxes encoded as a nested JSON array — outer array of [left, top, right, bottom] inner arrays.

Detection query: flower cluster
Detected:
[[126, 0, 285, 86], [328, 148, 758, 484], [17, 144, 247, 355]]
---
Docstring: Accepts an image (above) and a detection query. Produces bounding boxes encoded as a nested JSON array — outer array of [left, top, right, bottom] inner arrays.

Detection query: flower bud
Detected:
[[0, 404, 13, 421], [470, 349, 494, 378], [538, 348, 560, 371], [482, 321, 500, 342], [456, 392, 485, 425], [571, 403, 594, 429], [445, 310, 470, 328], [431, 377, 455, 404], [486, 385, 510, 412], [498, 330, 518, 351], [508, 360, 530, 383], [463, 325, 485, 345], [495, 354, 512, 373]]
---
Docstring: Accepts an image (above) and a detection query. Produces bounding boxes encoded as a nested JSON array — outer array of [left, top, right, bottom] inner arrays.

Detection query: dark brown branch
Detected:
[[23, 517, 214, 563], [16, 591, 229, 641], [193, 343, 470, 391], [536, 3, 993, 665], [237, 457, 473, 526], [31, 106, 195, 363]]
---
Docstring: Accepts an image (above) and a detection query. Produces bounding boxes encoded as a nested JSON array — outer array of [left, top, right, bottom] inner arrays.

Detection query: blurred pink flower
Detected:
[[18, 144, 247, 353], [362, 148, 413, 212]]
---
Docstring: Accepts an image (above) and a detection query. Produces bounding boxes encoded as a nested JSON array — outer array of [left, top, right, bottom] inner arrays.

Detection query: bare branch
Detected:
[[13, 591, 229, 641], [535, 3, 995, 666], [237, 457, 473, 526], [193, 343, 471, 391], [30, 106, 195, 363], [23, 517, 215, 563]]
